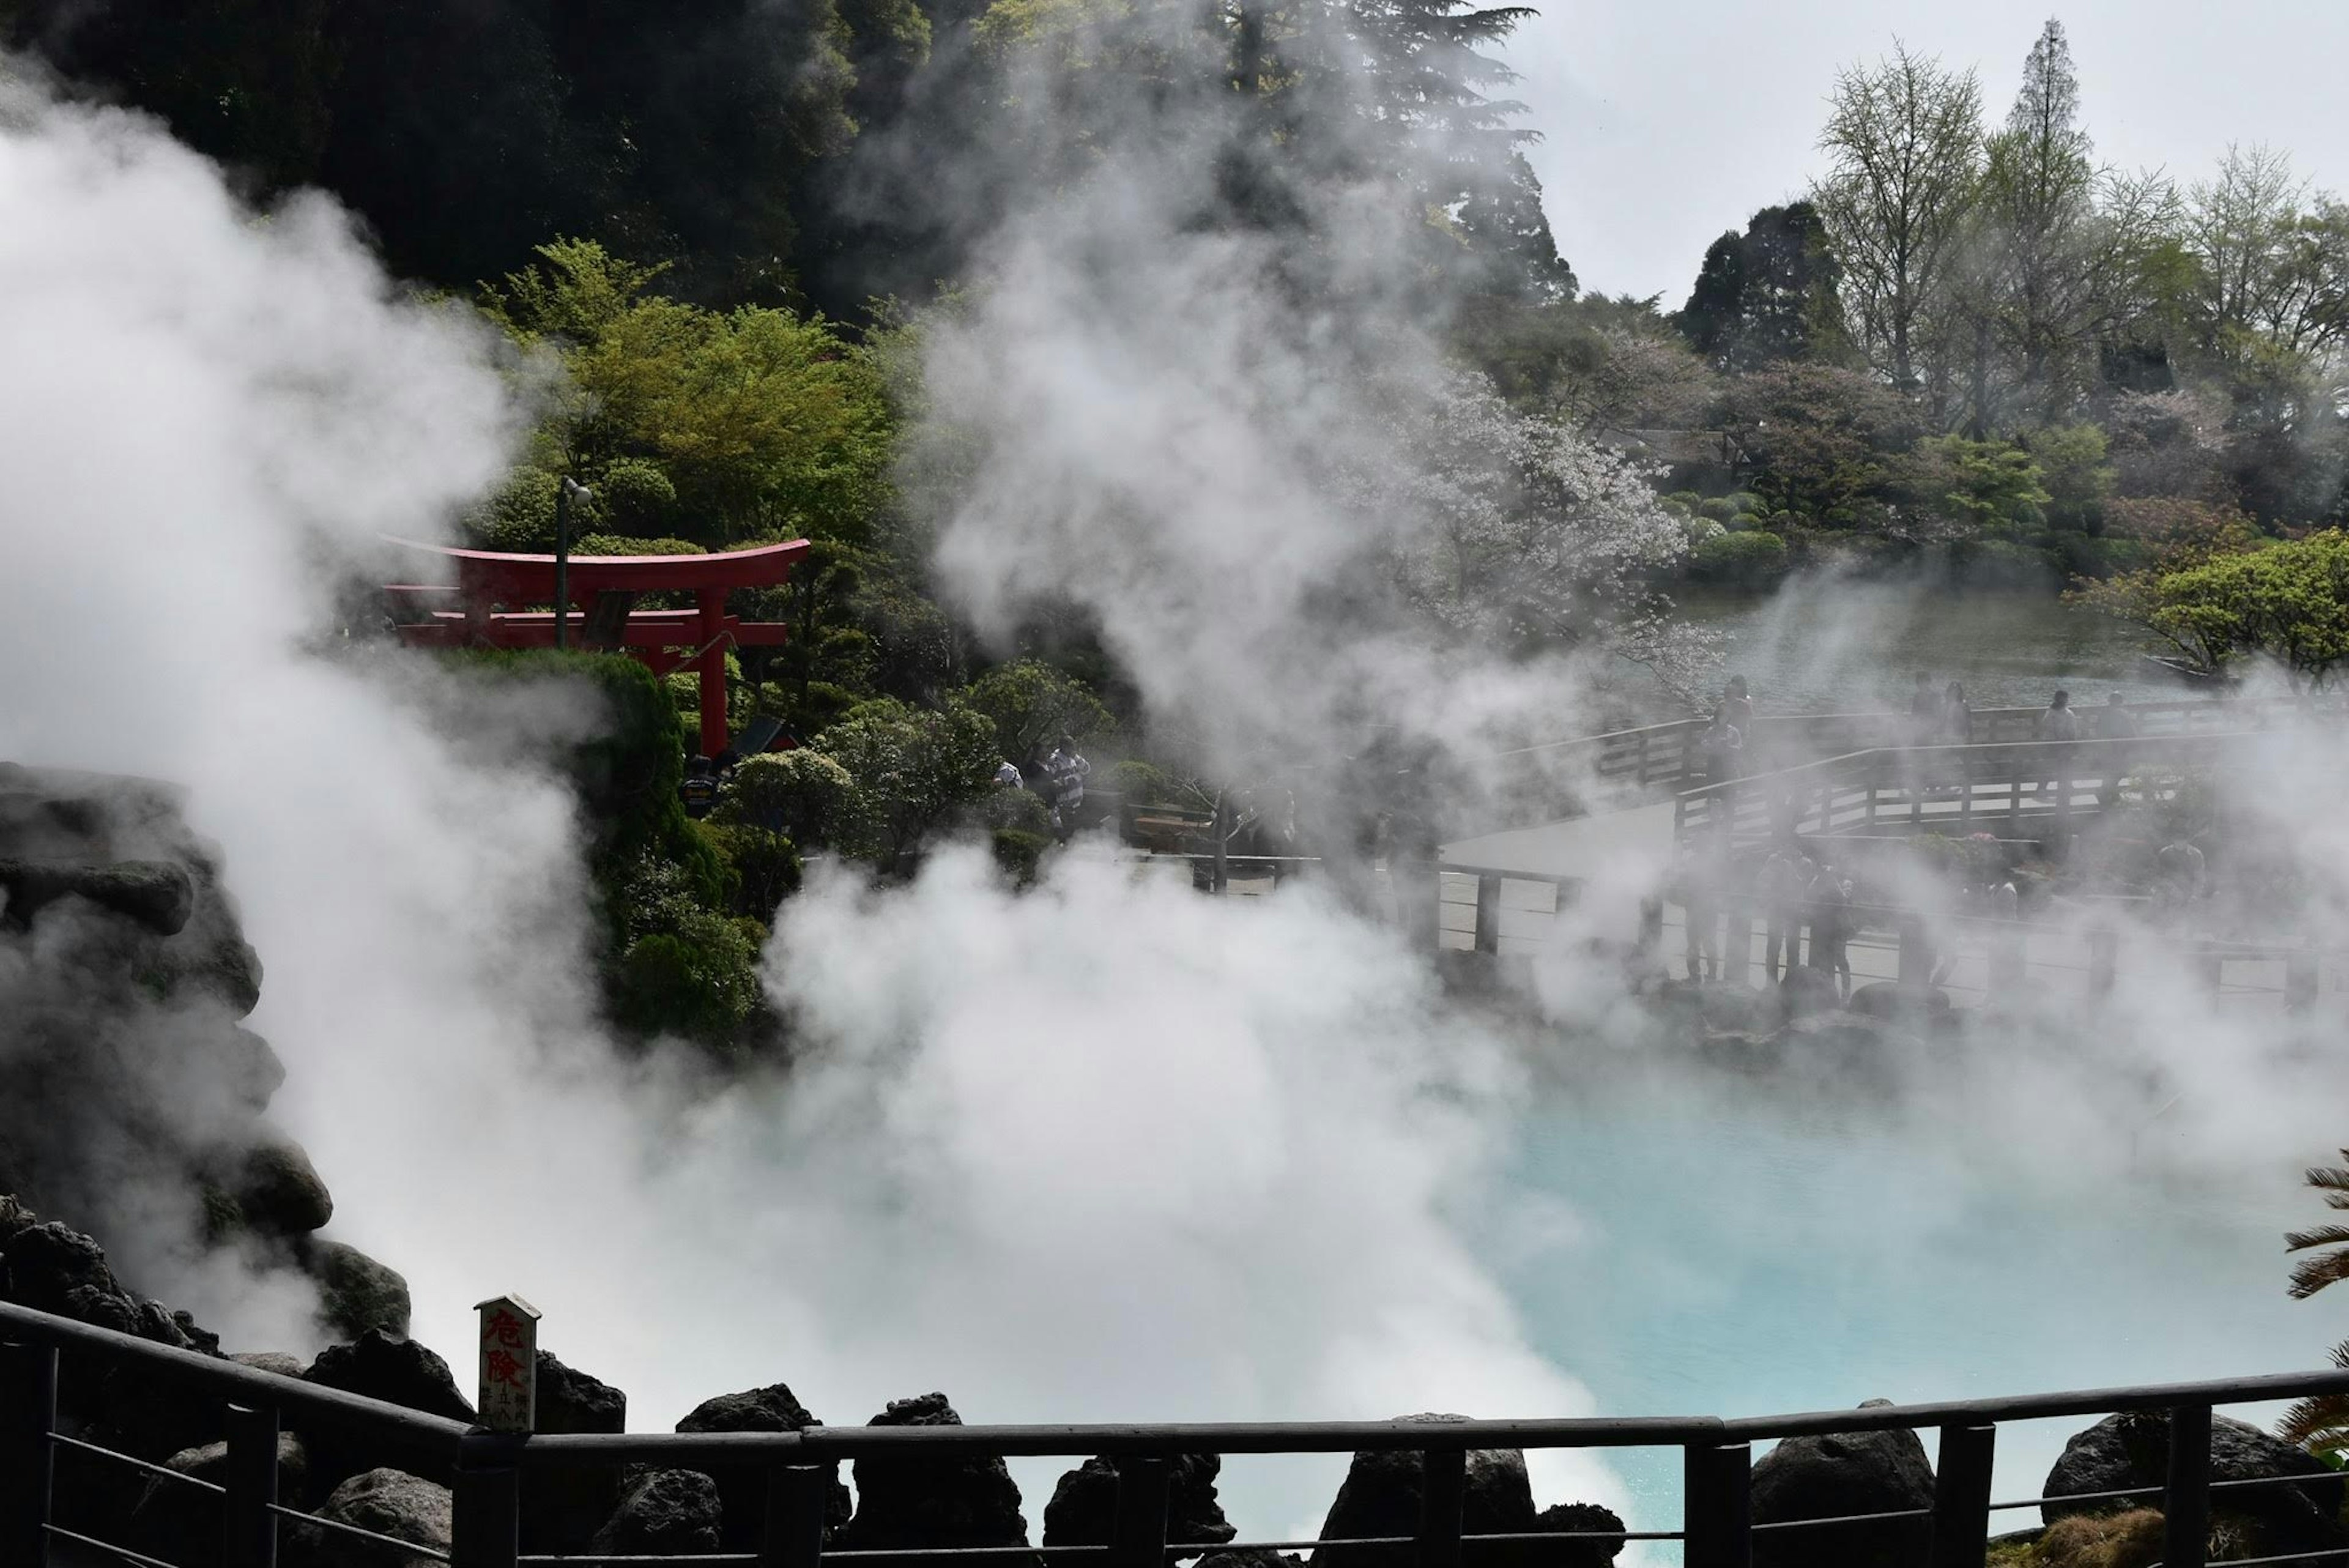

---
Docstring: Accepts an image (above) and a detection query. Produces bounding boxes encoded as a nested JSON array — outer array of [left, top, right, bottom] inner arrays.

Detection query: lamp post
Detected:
[[554, 477, 592, 650]]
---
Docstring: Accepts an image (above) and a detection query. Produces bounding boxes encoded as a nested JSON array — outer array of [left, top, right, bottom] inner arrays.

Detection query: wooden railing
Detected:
[[12, 1297, 2349, 1568]]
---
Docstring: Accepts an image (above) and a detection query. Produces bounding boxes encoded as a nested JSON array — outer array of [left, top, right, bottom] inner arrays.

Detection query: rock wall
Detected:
[[0, 762, 407, 1338]]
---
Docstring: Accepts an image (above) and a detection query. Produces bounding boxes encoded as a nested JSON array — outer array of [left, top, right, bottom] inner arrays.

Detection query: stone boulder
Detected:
[[300, 1330, 474, 1492], [0, 858, 195, 934], [2043, 1411, 2347, 1558], [234, 1350, 310, 1380], [522, 1351, 630, 1555], [1847, 983, 1951, 1022], [304, 1239, 412, 1340], [1777, 966, 1841, 1019], [835, 1392, 1032, 1554], [129, 1432, 311, 1564], [1044, 1454, 1238, 1548], [231, 1139, 333, 1236], [1535, 1503, 1626, 1568], [590, 1469, 724, 1557], [1748, 1403, 1932, 1568], [675, 1380, 848, 1548], [286, 1468, 453, 1568], [1315, 1415, 1535, 1568]]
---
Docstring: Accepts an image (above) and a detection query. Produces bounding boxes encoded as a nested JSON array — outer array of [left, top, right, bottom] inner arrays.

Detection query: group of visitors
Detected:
[[1677, 841, 1857, 999], [677, 747, 744, 818], [996, 735, 1093, 837]]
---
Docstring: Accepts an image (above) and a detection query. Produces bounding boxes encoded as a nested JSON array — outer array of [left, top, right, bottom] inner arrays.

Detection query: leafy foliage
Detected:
[[963, 660, 1115, 766], [2280, 1156, 2349, 1457], [716, 751, 861, 848], [814, 696, 1001, 868]]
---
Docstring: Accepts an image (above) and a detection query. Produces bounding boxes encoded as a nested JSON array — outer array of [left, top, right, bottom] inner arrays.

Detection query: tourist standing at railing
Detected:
[[2032, 689, 2080, 799], [1760, 850, 1808, 982], [1721, 674, 1754, 740], [1809, 864, 1853, 1000], [1700, 709, 1742, 787], [2093, 692, 2137, 806]]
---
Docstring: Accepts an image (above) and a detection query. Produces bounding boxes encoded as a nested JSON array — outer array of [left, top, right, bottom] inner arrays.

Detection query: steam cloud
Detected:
[[9, 5, 2349, 1545], [0, 53, 1619, 1530]]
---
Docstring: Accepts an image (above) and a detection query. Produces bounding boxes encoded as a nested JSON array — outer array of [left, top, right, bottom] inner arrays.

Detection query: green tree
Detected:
[[2281, 1153, 2349, 1458], [2145, 529, 2349, 685], [815, 696, 1002, 869], [963, 660, 1115, 765], [1677, 202, 1845, 371], [1915, 435, 2050, 532], [1813, 44, 1985, 394], [485, 240, 896, 545], [1715, 363, 1920, 529]]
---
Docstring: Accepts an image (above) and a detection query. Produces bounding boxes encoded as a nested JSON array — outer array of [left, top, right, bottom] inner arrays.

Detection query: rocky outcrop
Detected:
[[524, 1351, 631, 1555], [286, 1468, 453, 1568], [675, 1380, 850, 1549], [1314, 1415, 1535, 1568], [1534, 1503, 1626, 1568], [1044, 1454, 1238, 1548], [834, 1392, 1033, 1554], [303, 1239, 412, 1340], [128, 1432, 312, 1566], [300, 1329, 475, 1493], [0, 763, 360, 1345], [2043, 1411, 2348, 1558], [1748, 1403, 1932, 1568], [592, 1469, 725, 1557]]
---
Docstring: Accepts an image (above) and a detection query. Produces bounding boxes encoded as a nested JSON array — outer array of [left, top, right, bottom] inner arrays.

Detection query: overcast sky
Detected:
[[1504, 1, 2349, 303]]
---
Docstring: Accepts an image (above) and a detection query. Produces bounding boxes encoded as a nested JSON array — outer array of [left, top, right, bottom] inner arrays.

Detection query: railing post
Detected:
[[1683, 1441, 1751, 1568], [1111, 1455, 1171, 1568], [223, 1402, 280, 1568], [1414, 1447, 1466, 1568], [1928, 1424, 1995, 1568], [2, 1340, 58, 1568], [2165, 1404, 2211, 1568], [1473, 875, 1501, 955], [452, 1433, 522, 1568], [762, 1463, 831, 1568]]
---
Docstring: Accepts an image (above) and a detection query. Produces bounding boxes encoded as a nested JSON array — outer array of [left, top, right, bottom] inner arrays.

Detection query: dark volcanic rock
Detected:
[[232, 1138, 333, 1236], [0, 1221, 186, 1341], [286, 1467, 453, 1568], [130, 1432, 311, 1562], [677, 1380, 850, 1548], [1044, 1454, 1238, 1548], [592, 1469, 725, 1556], [1748, 1403, 1932, 1568], [2044, 1411, 2347, 1556], [0, 858, 195, 934], [1535, 1503, 1627, 1568], [524, 1351, 630, 1554], [300, 1330, 474, 1492], [1846, 982, 1951, 1022], [305, 1239, 412, 1339], [1777, 965, 1840, 1018], [233, 1350, 310, 1380], [1315, 1414, 1536, 1568], [836, 1392, 1032, 1553]]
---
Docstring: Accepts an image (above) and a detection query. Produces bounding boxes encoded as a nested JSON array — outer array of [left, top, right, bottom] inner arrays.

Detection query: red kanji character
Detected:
[[484, 1309, 525, 1349], [486, 1348, 525, 1389]]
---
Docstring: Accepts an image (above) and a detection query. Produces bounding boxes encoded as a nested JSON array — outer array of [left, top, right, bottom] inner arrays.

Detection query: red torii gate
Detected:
[[385, 538, 811, 758]]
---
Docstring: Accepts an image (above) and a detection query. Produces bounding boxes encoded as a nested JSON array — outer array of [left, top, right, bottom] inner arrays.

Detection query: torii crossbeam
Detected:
[[384, 538, 812, 757]]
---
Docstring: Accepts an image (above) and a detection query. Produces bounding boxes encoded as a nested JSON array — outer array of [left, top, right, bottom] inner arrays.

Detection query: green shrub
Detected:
[[1690, 529, 1788, 582], [970, 784, 1053, 835], [595, 459, 679, 535], [466, 468, 562, 552], [990, 828, 1052, 887], [717, 750, 858, 845], [1106, 758, 1178, 805], [962, 660, 1113, 764], [573, 533, 704, 557], [701, 822, 803, 918], [816, 696, 1001, 868], [612, 913, 766, 1050], [1697, 496, 1740, 522]]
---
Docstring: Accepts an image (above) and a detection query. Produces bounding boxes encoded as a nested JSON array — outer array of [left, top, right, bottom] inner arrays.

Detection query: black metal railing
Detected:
[[10, 1299, 2349, 1568]]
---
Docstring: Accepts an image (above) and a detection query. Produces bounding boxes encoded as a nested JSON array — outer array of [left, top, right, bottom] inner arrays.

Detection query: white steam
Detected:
[[0, 58, 1621, 1531]]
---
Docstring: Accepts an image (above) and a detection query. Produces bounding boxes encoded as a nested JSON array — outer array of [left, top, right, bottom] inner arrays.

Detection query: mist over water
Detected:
[[6, 26, 2349, 1564]]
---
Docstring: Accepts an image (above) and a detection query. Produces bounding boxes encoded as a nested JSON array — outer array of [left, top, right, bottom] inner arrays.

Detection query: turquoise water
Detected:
[[1485, 1080, 2322, 1534]]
